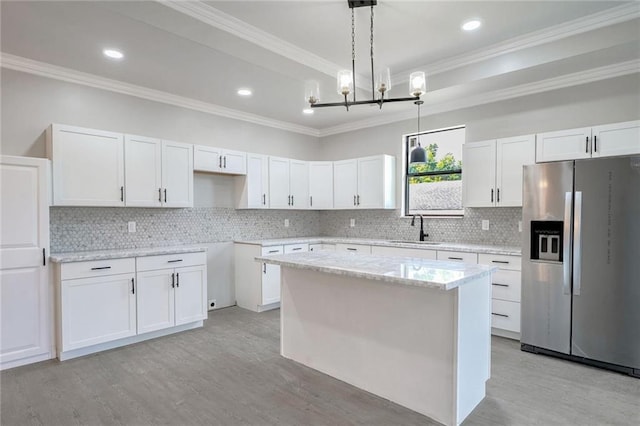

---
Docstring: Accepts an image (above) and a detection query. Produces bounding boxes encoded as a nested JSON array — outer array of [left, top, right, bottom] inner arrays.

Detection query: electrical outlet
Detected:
[[349, 218, 356, 227], [518, 220, 522, 232], [284, 219, 290, 228], [127, 221, 136, 233], [208, 299, 217, 311], [481, 220, 490, 231]]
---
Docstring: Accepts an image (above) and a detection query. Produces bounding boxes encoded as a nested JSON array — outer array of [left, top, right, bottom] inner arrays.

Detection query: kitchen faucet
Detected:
[[411, 214, 429, 241]]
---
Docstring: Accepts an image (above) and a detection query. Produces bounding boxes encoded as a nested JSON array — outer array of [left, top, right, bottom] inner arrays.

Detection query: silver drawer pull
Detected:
[[167, 259, 183, 263], [347, 248, 358, 251], [268, 250, 279, 254], [492, 312, 509, 318], [491, 260, 509, 264], [291, 248, 302, 251], [448, 257, 463, 260], [492, 283, 509, 287], [91, 266, 111, 270]]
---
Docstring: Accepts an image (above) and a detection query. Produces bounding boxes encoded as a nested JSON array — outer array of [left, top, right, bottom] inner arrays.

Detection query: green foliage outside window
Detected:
[[408, 143, 462, 183]]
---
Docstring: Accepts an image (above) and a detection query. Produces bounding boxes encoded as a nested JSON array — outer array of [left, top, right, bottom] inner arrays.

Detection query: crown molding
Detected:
[[0, 53, 320, 137], [319, 59, 640, 137]]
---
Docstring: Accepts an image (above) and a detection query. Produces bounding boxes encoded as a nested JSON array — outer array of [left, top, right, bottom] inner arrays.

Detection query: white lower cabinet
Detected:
[[136, 269, 175, 334], [335, 243, 372, 254], [436, 250, 478, 264], [479, 253, 522, 339]]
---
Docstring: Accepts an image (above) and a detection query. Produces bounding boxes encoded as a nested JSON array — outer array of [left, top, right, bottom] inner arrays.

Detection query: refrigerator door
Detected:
[[521, 161, 574, 354], [571, 156, 640, 369]]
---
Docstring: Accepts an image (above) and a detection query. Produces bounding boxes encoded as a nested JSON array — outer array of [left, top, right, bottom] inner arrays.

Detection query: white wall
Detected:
[[0, 69, 321, 160]]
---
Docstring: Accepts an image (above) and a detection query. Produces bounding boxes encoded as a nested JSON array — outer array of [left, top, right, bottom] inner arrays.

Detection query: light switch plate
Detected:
[[481, 220, 490, 231], [284, 219, 290, 228], [128, 221, 136, 233], [350, 218, 356, 227]]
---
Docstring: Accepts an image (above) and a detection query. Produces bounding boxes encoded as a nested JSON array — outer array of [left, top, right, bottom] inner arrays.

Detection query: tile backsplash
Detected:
[[51, 206, 522, 253]]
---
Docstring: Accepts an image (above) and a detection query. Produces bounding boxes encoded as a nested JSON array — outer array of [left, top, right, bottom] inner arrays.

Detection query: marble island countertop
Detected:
[[257, 251, 497, 290], [237, 236, 521, 256], [50, 245, 207, 263]]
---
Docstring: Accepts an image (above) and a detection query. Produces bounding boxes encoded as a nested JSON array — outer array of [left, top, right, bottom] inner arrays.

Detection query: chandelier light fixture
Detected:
[[305, 0, 427, 111]]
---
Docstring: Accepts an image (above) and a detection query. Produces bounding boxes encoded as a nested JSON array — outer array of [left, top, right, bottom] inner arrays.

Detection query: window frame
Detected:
[[401, 125, 465, 218]]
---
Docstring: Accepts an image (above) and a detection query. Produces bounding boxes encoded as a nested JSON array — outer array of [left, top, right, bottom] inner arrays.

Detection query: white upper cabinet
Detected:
[[161, 141, 194, 208], [464, 135, 535, 207], [289, 160, 309, 209], [268, 157, 309, 209], [194, 145, 246, 175], [308, 161, 334, 209], [333, 155, 396, 210], [47, 124, 125, 206], [124, 135, 162, 207], [536, 121, 639, 162], [236, 153, 269, 209]]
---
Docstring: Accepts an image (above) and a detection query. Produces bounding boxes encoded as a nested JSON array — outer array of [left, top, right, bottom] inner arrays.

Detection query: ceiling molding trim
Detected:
[[320, 59, 640, 137], [395, 3, 640, 80], [0, 53, 320, 137]]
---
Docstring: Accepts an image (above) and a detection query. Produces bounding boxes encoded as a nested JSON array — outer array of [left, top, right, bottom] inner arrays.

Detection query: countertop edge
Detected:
[[50, 246, 208, 263]]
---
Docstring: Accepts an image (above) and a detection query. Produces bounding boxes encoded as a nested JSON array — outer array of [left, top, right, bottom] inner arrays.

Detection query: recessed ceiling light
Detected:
[[462, 20, 481, 31], [303, 108, 314, 115], [237, 89, 252, 96], [103, 48, 124, 60]]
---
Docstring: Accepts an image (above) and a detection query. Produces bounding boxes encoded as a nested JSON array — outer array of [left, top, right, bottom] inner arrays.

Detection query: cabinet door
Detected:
[[496, 135, 535, 207], [592, 120, 640, 158], [260, 246, 283, 306], [333, 159, 358, 209], [193, 145, 222, 173], [161, 140, 193, 208], [136, 269, 175, 334], [463, 140, 497, 207], [245, 154, 268, 208], [268, 156, 290, 208], [357, 156, 384, 208], [220, 150, 247, 175], [1, 156, 51, 367], [308, 161, 334, 209], [125, 135, 162, 207], [289, 160, 309, 209], [535, 127, 591, 162], [61, 273, 136, 351], [48, 124, 124, 206], [175, 265, 207, 326]]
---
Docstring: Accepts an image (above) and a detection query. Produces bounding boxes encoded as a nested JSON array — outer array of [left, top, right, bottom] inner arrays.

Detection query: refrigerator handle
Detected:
[[563, 192, 572, 295], [573, 191, 582, 296]]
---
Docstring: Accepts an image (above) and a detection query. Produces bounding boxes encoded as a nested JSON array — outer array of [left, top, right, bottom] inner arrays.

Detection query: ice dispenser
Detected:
[[530, 221, 563, 262]]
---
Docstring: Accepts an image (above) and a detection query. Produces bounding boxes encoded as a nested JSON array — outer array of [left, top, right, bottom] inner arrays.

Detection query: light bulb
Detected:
[[409, 71, 427, 97], [376, 68, 391, 96], [304, 80, 320, 105], [337, 70, 353, 96]]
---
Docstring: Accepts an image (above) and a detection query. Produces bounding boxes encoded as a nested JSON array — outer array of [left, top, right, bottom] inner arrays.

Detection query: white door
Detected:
[[591, 120, 640, 158], [220, 150, 247, 175], [0, 156, 51, 368], [125, 135, 162, 207], [162, 140, 193, 208], [136, 269, 175, 334], [289, 160, 309, 209], [463, 140, 497, 207], [48, 124, 124, 206], [174, 266, 207, 325], [535, 127, 592, 162], [193, 145, 222, 173], [309, 161, 334, 209], [496, 135, 535, 207], [268, 156, 290, 208], [333, 159, 358, 209], [245, 154, 268, 208], [357, 156, 386, 208], [261, 262, 281, 305], [61, 273, 137, 351]]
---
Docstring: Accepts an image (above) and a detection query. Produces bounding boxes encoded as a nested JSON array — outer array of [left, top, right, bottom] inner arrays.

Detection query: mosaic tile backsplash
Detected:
[[51, 206, 522, 253]]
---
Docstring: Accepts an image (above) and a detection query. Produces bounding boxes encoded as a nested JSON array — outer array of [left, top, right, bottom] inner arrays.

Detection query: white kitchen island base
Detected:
[[280, 267, 491, 426]]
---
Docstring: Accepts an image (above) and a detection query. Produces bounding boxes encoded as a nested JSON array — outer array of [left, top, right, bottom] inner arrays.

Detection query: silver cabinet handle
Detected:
[[219, 156, 222, 168], [585, 136, 589, 153], [291, 195, 294, 206], [120, 186, 124, 202], [310, 196, 313, 207], [573, 191, 583, 296], [357, 195, 360, 205], [262, 194, 266, 205], [91, 266, 111, 270], [448, 257, 463, 261], [176, 272, 180, 288], [291, 248, 302, 251], [490, 188, 494, 203], [347, 248, 357, 251], [353, 195, 356, 206], [171, 273, 175, 288], [164, 189, 167, 203], [492, 312, 509, 318], [497, 188, 500, 203], [563, 192, 572, 295], [268, 250, 279, 254], [43, 248, 46, 266], [491, 260, 509, 264], [594, 135, 597, 152], [158, 188, 162, 202], [288, 195, 291, 206], [167, 259, 183, 263], [223, 156, 227, 168], [131, 278, 135, 294], [263, 263, 266, 274]]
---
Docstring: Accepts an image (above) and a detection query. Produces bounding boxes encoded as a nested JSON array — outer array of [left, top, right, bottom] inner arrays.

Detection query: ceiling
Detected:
[[1, 1, 639, 137]]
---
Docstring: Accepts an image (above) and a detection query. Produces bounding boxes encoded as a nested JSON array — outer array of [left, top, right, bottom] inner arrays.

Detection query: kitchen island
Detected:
[[258, 251, 495, 426]]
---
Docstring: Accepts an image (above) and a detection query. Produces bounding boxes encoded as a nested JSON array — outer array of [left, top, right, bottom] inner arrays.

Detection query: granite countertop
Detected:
[[50, 245, 207, 263], [236, 237, 521, 256], [257, 251, 497, 291]]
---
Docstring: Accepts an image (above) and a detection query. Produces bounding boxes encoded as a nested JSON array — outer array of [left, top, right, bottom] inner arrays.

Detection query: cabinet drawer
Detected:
[[436, 250, 478, 264], [371, 245, 437, 259], [136, 252, 206, 272], [492, 270, 521, 302], [310, 244, 336, 252], [479, 254, 521, 271], [284, 243, 309, 254], [61, 258, 135, 280], [491, 300, 520, 333], [261, 246, 284, 256], [335, 244, 372, 254]]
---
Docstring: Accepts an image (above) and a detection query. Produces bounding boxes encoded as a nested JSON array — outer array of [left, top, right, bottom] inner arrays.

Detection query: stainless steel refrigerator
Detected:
[[521, 156, 640, 377]]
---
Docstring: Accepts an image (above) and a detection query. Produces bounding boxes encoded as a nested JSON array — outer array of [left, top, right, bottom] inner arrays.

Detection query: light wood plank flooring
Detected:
[[1, 307, 639, 425]]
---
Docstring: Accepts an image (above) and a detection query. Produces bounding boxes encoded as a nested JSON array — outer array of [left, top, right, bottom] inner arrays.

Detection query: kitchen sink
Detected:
[[387, 240, 441, 245]]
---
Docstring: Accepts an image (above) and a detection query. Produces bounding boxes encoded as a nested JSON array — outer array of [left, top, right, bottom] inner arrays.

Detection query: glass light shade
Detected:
[[409, 71, 427, 97], [337, 70, 353, 96], [304, 80, 320, 105], [376, 68, 391, 95]]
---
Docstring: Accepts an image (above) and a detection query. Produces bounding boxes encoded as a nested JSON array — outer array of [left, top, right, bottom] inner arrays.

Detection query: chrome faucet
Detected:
[[411, 214, 429, 241]]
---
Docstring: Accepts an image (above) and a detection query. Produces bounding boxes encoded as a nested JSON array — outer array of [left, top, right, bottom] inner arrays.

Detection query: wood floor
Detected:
[[2, 307, 639, 426]]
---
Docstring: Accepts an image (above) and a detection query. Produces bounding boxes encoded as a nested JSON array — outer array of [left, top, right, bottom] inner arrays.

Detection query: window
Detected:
[[404, 126, 465, 216]]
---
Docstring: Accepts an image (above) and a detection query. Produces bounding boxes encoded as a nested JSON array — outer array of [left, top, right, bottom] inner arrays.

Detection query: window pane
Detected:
[[408, 173, 462, 214], [408, 127, 464, 174]]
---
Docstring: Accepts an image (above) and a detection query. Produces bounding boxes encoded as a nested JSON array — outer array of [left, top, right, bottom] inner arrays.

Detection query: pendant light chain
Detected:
[[370, 5, 375, 99], [351, 8, 356, 102]]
